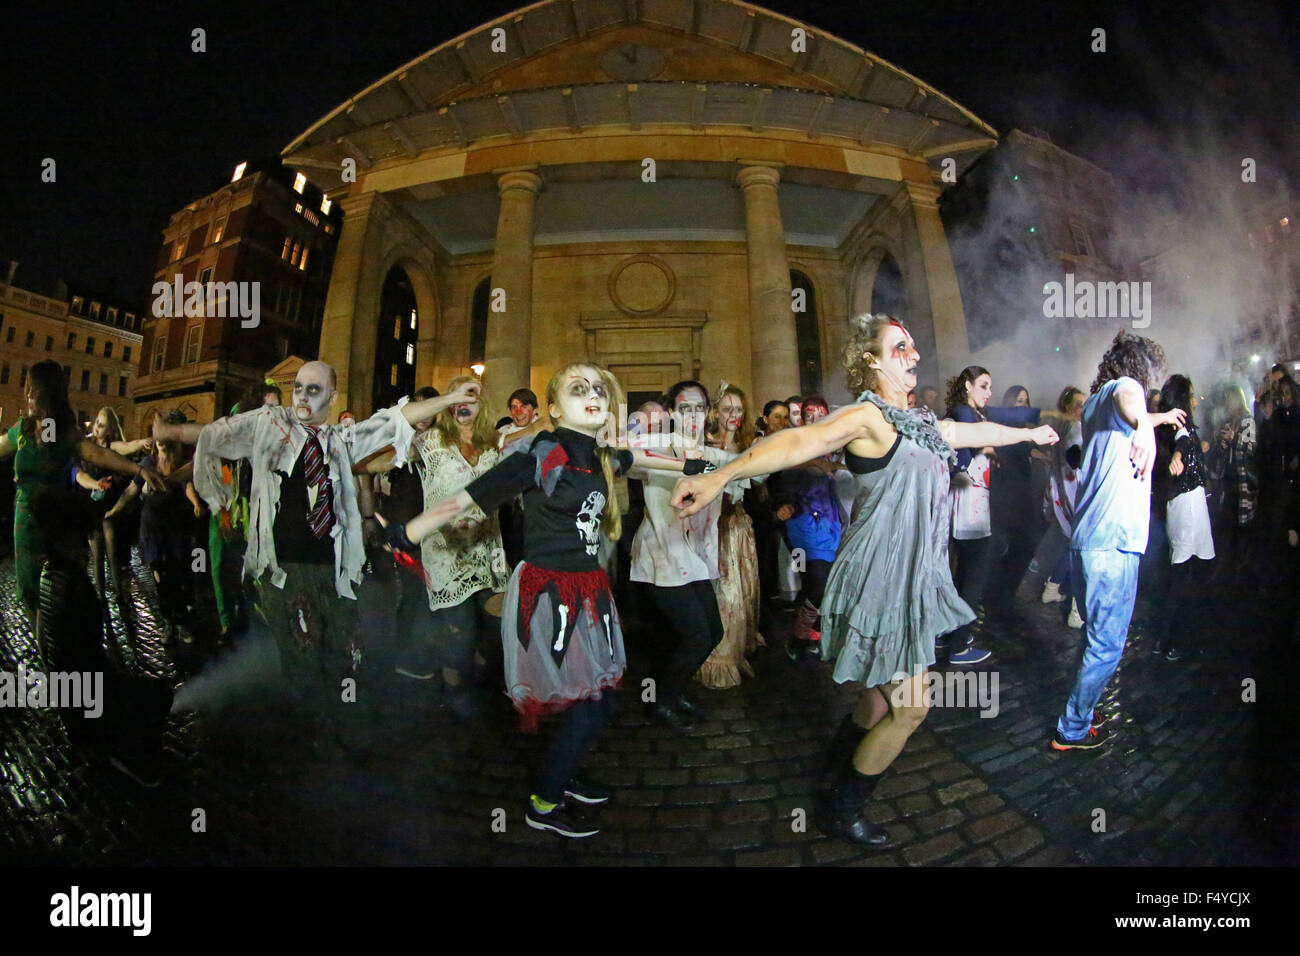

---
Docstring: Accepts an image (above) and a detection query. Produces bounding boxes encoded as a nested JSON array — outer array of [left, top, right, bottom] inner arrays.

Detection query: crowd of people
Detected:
[[3, 324, 1298, 847]]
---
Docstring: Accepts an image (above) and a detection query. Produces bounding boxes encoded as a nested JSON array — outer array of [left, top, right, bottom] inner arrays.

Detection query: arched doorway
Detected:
[[373, 266, 419, 411], [469, 277, 490, 366], [790, 270, 822, 396]]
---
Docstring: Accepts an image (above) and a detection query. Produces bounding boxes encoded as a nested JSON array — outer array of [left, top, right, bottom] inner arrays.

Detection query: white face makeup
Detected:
[[292, 363, 334, 426], [788, 403, 803, 427], [552, 366, 610, 434], [869, 325, 920, 396], [673, 387, 709, 444], [968, 374, 993, 410], [718, 396, 744, 432]]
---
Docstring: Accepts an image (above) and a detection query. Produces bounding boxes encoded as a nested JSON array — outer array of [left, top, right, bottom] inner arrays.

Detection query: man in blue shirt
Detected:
[[1052, 332, 1184, 749]]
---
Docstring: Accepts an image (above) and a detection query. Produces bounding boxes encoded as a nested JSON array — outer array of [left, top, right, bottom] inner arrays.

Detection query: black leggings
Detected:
[[649, 580, 725, 703], [798, 558, 832, 626], [151, 557, 192, 624], [537, 692, 619, 803], [1160, 556, 1211, 652], [947, 536, 992, 648]]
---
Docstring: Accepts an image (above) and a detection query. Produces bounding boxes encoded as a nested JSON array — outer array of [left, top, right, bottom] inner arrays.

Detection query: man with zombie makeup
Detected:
[[629, 380, 763, 731], [158, 361, 477, 757]]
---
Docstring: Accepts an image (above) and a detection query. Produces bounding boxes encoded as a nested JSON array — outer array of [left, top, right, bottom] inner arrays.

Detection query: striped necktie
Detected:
[[300, 426, 334, 539]]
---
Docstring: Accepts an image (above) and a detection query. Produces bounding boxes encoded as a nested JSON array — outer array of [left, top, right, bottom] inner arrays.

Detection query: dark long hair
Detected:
[[1159, 374, 1194, 418], [21, 360, 79, 445], [1002, 385, 1030, 406], [1090, 331, 1167, 394], [944, 365, 990, 419]]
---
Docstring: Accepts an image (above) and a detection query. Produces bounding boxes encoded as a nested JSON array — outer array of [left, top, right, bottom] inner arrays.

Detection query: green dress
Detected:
[[7, 421, 79, 614]]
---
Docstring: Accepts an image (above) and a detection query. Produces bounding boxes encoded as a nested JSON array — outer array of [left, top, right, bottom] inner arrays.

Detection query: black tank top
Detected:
[[845, 433, 902, 475]]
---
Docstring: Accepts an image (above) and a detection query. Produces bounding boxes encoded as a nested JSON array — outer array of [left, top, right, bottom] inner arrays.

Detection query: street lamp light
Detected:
[[470, 363, 485, 376]]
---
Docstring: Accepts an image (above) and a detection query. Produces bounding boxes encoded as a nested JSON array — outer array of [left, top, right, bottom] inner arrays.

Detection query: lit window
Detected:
[[173, 239, 186, 261], [405, 343, 414, 365], [291, 242, 302, 267], [71, 296, 84, 312], [89, 302, 101, 319], [281, 236, 292, 260], [293, 173, 306, 194], [210, 218, 226, 244], [409, 309, 416, 330], [390, 365, 399, 386], [299, 247, 309, 271], [294, 202, 303, 214], [232, 162, 247, 182], [321, 197, 331, 215], [394, 317, 401, 339]]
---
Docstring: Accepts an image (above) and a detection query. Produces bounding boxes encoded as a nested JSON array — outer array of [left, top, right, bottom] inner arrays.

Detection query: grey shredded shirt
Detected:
[[194, 401, 416, 599]]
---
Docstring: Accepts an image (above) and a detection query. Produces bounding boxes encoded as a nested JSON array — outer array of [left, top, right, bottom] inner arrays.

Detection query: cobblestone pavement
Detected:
[[1, 548, 1295, 867]]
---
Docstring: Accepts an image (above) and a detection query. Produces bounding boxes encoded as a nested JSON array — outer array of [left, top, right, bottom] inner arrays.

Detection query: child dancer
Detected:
[[382, 362, 706, 838]]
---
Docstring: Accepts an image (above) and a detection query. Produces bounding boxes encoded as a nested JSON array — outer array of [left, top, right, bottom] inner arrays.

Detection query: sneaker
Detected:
[[1067, 604, 1084, 629], [1041, 581, 1066, 604], [1164, 647, 1183, 662], [526, 800, 600, 838], [564, 778, 612, 805], [948, 646, 991, 665], [786, 637, 812, 662], [675, 696, 705, 721], [1050, 726, 1110, 751]]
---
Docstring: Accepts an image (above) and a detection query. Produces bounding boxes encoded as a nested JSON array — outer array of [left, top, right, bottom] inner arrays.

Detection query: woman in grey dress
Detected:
[[672, 314, 1058, 846]]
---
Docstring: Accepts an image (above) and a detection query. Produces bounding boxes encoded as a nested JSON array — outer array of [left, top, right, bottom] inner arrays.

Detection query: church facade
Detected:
[[280, 0, 997, 419]]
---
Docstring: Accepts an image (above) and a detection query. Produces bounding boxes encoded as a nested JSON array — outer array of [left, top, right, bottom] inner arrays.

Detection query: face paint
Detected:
[[719, 398, 744, 431], [292, 368, 333, 426], [804, 404, 828, 424], [674, 388, 709, 444], [552, 367, 610, 435], [508, 399, 535, 427], [453, 401, 478, 423], [870, 324, 920, 397]]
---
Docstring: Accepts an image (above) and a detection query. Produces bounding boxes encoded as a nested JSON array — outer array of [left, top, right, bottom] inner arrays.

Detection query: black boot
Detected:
[[818, 765, 890, 847], [820, 715, 868, 786]]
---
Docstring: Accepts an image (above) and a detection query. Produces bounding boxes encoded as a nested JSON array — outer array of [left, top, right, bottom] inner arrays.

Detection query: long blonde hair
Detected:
[[93, 406, 126, 446], [433, 375, 498, 453], [544, 362, 625, 541]]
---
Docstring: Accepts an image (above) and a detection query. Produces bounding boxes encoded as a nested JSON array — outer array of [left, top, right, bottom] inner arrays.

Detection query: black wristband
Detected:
[[683, 457, 713, 476], [385, 522, 418, 552]]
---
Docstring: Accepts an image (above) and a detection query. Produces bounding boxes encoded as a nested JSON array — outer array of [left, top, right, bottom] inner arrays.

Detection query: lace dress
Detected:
[[414, 431, 508, 610], [820, 391, 975, 686], [696, 490, 765, 688]]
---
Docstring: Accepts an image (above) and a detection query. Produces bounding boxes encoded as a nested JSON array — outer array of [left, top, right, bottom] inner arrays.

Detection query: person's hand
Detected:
[[138, 463, 168, 493], [140, 437, 155, 454], [1129, 425, 1157, 479], [1164, 408, 1188, 429], [97, 477, 113, 491], [447, 380, 480, 405], [151, 411, 165, 441], [1288, 529, 1298, 548], [1169, 452, 1185, 477], [193, 503, 203, 518], [671, 470, 727, 518], [1029, 425, 1059, 446], [775, 504, 794, 521]]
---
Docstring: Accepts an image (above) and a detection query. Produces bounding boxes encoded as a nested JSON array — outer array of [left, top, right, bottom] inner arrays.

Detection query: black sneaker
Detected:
[[526, 800, 600, 838], [675, 696, 705, 720], [817, 804, 890, 847], [564, 778, 612, 805], [1050, 726, 1110, 751]]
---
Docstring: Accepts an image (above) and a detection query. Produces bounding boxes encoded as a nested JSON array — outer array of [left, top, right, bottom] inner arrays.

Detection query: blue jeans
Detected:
[[1056, 549, 1141, 740]]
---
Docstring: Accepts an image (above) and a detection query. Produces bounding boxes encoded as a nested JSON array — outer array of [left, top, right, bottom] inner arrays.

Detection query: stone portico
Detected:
[[281, 0, 996, 418]]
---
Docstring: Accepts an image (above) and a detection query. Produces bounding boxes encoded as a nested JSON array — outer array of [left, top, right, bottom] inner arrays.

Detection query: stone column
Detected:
[[482, 168, 543, 420], [736, 163, 799, 404], [901, 180, 970, 377], [318, 190, 390, 415]]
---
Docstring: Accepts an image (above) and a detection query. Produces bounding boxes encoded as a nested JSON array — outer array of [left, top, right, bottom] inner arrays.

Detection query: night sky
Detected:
[[4, 0, 1295, 307]]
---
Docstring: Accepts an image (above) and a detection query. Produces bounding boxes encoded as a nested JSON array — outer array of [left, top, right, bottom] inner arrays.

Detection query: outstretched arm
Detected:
[[400, 380, 480, 427], [379, 490, 475, 547], [111, 436, 153, 456], [937, 420, 1059, 451], [152, 412, 205, 446], [76, 438, 167, 492]]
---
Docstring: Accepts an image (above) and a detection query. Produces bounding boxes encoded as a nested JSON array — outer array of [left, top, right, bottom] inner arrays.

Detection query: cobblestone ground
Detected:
[[1, 547, 1295, 867]]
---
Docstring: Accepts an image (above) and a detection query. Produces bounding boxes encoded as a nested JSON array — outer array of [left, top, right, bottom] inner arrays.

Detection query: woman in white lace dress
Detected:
[[410, 376, 509, 695]]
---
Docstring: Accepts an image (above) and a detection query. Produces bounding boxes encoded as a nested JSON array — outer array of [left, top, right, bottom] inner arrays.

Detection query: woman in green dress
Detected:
[[0, 360, 165, 618]]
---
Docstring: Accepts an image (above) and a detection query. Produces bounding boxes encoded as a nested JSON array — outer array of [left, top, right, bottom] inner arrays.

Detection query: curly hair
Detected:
[[1090, 330, 1167, 394], [843, 313, 905, 395], [944, 366, 990, 419]]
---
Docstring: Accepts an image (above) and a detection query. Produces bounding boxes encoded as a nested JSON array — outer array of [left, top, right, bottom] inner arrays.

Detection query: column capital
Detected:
[[735, 163, 784, 190], [338, 190, 390, 219], [495, 167, 544, 195], [902, 180, 943, 209]]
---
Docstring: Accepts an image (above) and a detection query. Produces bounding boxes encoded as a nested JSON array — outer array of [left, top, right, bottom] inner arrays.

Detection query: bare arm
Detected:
[[502, 417, 552, 449], [76, 438, 167, 491], [152, 413, 205, 446], [936, 420, 1058, 450], [0, 430, 13, 460], [75, 469, 103, 491], [110, 437, 153, 456], [105, 481, 140, 519], [383, 489, 476, 545], [401, 381, 480, 426]]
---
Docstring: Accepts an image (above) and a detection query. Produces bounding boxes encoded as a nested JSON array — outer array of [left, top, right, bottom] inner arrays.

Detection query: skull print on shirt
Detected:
[[575, 490, 605, 556]]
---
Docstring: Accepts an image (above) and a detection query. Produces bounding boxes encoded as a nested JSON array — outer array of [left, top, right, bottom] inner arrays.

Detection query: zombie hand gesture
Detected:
[[448, 380, 481, 405], [1029, 425, 1059, 446], [1129, 425, 1157, 480]]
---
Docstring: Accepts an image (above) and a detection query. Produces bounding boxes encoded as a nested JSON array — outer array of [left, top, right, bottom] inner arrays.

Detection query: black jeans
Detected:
[[946, 536, 992, 649], [536, 692, 619, 803], [648, 579, 725, 703]]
